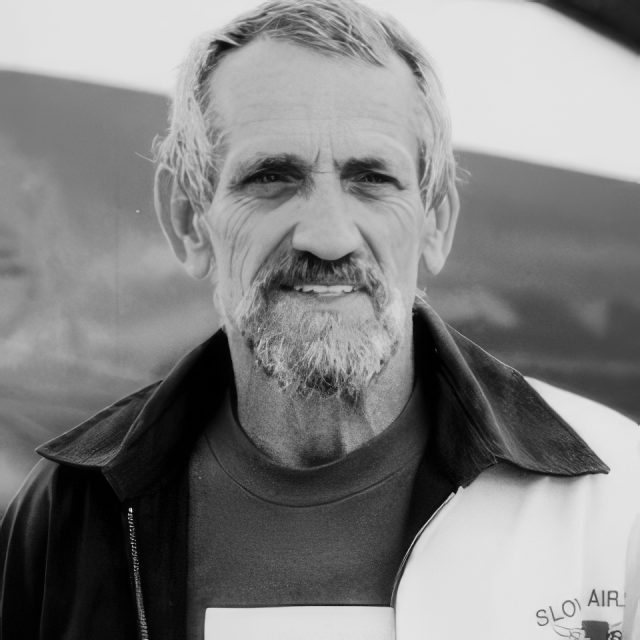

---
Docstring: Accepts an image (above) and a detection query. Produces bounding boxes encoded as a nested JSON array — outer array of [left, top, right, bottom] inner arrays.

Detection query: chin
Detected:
[[236, 288, 407, 403]]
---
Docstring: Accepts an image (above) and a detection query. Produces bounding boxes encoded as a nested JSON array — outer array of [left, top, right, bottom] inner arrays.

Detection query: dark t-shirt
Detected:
[[187, 380, 440, 638]]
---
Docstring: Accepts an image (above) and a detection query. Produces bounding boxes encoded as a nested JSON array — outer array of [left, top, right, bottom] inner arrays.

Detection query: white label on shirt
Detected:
[[204, 606, 395, 640]]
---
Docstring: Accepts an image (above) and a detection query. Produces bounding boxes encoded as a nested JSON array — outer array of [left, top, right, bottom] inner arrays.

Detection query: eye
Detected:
[[352, 172, 401, 189], [248, 172, 288, 184], [357, 172, 393, 184], [238, 170, 301, 199]]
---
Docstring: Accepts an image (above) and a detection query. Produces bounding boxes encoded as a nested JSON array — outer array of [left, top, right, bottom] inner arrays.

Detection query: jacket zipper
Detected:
[[390, 490, 458, 607], [127, 505, 150, 640]]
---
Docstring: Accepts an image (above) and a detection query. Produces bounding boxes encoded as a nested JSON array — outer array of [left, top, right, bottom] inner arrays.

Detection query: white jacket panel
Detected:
[[395, 380, 640, 640]]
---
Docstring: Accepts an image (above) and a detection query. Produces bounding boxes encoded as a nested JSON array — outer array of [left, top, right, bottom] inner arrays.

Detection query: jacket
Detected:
[[1, 302, 638, 640]]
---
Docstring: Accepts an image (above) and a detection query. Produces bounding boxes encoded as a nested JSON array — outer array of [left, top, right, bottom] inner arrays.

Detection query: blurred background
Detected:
[[1, 0, 639, 514]]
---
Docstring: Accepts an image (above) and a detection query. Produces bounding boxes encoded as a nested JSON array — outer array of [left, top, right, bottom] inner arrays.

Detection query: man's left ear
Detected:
[[420, 180, 460, 276]]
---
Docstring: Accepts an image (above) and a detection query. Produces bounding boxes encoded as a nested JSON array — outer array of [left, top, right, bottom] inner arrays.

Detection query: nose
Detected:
[[290, 179, 363, 261]]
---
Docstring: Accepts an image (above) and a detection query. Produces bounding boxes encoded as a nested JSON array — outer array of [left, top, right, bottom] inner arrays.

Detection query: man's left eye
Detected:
[[356, 173, 394, 185]]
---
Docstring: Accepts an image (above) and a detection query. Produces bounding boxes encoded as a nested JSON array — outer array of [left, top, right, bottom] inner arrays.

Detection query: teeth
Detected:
[[302, 284, 327, 293], [328, 285, 355, 293], [293, 284, 355, 294]]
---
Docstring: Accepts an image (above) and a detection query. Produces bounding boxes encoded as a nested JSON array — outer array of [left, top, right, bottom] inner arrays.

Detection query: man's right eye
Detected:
[[249, 173, 286, 184], [238, 171, 300, 199]]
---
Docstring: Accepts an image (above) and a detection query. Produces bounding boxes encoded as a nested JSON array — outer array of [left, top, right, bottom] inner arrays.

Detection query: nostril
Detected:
[[291, 222, 362, 262]]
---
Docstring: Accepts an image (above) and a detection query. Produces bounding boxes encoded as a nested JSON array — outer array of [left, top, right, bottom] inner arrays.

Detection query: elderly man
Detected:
[[2, 1, 639, 639]]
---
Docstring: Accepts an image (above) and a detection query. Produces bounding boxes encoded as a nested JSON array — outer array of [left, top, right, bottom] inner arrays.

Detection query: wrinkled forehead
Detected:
[[206, 37, 426, 162]]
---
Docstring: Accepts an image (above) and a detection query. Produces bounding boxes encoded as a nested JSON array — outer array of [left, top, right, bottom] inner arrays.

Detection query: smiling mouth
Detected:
[[290, 283, 358, 295]]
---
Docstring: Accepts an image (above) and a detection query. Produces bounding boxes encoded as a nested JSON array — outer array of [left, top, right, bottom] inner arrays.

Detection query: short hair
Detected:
[[154, 0, 455, 212]]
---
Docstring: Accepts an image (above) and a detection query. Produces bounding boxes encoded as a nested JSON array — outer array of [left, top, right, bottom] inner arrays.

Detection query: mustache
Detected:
[[252, 251, 387, 302]]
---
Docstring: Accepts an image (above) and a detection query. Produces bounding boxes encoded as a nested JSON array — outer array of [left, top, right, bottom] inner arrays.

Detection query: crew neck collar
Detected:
[[201, 379, 430, 507]]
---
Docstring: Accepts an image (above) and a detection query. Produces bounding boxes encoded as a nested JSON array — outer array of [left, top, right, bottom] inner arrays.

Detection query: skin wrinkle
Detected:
[[172, 38, 447, 465], [150, 1, 464, 467], [354, 198, 418, 280], [217, 154, 417, 287], [211, 100, 426, 203], [215, 200, 260, 314], [225, 133, 417, 170], [229, 154, 313, 191], [154, 0, 457, 215], [229, 237, 403, 403]]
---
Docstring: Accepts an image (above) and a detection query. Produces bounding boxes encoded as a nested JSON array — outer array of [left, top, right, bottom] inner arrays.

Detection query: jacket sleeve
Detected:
[[0, 459, 59, 640]]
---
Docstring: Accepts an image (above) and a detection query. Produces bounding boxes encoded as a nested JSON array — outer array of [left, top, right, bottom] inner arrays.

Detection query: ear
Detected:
[[154, 165, 213, 280], [420, 180, 460, 276]]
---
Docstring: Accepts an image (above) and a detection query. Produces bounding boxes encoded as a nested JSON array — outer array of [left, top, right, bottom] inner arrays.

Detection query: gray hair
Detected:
[[154, 0, 456, 212]]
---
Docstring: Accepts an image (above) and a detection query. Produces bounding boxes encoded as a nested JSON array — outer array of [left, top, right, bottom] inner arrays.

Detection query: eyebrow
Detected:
[[230, 154, 312, 186], [338, 157, 395, 176], [228, 152, 409, 192]]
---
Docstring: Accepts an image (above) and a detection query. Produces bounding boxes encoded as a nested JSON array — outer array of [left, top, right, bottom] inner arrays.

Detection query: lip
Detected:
[[295, 283, 358, 295], [297, 290, 353, 297], [282, 283, 362, 293], [278, 288, 370, 310]]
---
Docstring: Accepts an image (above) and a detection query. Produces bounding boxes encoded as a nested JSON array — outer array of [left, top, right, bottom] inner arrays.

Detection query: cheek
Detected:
[[358, 195, 426, 280], [207, 197, 257, 301], [207, 196, 295, 300]]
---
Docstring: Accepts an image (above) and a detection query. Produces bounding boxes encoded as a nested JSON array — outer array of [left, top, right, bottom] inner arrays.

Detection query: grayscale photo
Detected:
[[1, 0, 639, 638]]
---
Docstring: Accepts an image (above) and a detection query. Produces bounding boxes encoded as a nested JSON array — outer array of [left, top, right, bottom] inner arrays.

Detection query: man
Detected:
[[1, 1, 639, 639]]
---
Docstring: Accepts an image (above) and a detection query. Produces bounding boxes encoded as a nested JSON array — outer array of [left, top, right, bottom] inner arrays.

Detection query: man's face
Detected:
[[202, 38, 430, 399]]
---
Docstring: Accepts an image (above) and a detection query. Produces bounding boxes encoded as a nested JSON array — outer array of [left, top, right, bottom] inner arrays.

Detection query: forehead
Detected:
[[207, 38, 423, 169]]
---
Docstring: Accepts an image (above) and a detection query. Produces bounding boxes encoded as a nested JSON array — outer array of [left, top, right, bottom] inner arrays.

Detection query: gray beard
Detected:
[[232, 273, 405, 405]]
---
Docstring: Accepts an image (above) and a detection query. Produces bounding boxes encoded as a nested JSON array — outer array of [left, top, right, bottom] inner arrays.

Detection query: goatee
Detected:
[[231, 251, 405, 405]]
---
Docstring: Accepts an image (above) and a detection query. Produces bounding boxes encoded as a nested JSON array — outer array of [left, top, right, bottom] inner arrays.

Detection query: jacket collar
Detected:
[[37, 301, 608, 499], [413, 301, 608, 486]]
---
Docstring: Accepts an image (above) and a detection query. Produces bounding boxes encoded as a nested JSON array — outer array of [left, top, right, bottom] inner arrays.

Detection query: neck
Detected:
[[228, 328, 415, 468]]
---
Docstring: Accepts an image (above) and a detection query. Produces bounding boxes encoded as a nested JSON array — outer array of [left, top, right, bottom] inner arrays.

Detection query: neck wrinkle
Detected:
[[230, 324, 415, 469]]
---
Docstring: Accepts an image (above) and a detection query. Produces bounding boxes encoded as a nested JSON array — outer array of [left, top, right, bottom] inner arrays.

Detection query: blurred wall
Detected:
[[1, 72, 638, 513]]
